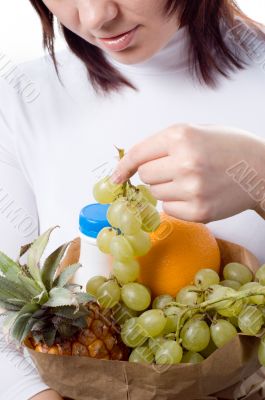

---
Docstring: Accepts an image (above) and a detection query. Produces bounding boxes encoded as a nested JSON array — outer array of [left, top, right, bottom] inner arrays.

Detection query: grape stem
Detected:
[[206, 312, 215, 323], [170, 287, 265, 340], [115, 146, 134, 197], [165, 333, 176, 340]]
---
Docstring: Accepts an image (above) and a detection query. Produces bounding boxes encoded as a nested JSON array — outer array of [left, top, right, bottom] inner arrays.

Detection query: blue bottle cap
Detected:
[[79, 203, 111, 239]]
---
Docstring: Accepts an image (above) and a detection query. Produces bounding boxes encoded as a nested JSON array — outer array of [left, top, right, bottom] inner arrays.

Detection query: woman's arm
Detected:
[[0, 107, 51, 400], [111, 124, 265, 222]]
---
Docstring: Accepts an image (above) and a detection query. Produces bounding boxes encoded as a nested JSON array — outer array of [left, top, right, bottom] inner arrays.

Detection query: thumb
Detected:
[[110, 152, 138, 184]]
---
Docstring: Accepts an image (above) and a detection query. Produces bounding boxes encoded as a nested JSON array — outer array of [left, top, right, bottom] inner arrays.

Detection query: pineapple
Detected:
[[0, 227, 129, 361]]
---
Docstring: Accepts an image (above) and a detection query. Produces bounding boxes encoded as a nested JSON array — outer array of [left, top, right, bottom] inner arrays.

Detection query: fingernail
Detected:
[[110, 171, 123, 184]]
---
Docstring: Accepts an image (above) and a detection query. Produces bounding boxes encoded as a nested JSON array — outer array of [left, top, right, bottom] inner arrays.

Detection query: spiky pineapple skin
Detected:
[[30, 302, 130, 361]]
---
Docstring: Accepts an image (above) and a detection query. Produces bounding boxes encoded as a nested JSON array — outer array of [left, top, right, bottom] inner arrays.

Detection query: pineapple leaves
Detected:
[[70, 317, 87, 329], [12, 315, 36, 343], [18, 275, 44, 299], [31, 319, 47, 332], [75, 292, 94, 304], [44, 287, 79, 308], [57, 324, 79, 338], [41, 242, 70, 291], [0, 276, 32, 303], [42, 327, 57, 347], [32, 290, 49, 305], [0, 251, 22, 284], [18, 242, 33, 260], [65, 283, 82, 292], [27, 226, 58, 289], [3, 298, 27, 307], [52, 263, 81, 288], [11, 304, 40, 343], [0, 227, 96, 346], [0, 300, 21, 312], [2, 311, 20, 335], [51, 305, 89, 320]]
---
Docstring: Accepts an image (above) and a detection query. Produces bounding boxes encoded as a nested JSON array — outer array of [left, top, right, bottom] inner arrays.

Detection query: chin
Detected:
[[108, 46, 156, 65]]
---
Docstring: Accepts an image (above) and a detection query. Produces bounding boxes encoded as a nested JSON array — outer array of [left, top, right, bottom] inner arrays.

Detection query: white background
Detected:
[[0, 0, 265, 63]]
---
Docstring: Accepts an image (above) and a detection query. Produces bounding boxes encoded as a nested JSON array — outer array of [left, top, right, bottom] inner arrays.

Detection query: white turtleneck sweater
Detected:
[[0, 27, 265, 399]]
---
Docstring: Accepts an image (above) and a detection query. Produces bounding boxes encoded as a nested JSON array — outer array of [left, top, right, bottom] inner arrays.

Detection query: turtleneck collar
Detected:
[[105, 26, 190, 76]]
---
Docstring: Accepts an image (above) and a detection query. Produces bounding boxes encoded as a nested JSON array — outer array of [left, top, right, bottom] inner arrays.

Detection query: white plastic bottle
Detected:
[[75, 203, 111, 289]]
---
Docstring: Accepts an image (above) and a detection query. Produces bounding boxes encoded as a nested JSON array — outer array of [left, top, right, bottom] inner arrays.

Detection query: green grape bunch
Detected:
[[86, 261, 265, 367], [89, 148, 160, 312], [87, 149, 265, 367]]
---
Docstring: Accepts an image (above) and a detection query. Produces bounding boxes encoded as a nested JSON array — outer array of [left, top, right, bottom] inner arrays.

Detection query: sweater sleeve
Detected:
[[0, 99, 49, 399]]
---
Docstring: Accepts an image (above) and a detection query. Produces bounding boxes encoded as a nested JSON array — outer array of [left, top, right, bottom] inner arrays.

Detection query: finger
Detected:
[[162, 201, 209, 223], [150, 181, 193, 202], [111, 133, 168, 183], [138, 156, 175, 185]]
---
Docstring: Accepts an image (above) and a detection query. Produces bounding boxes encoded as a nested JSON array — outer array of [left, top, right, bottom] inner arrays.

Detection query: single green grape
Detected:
[[218, 301, 243, 318], [163, 316, 179, 335], [181, 351, 204, 364], [260, 307, 265, 320], [229, 316, 239, 328], [113, 259, 140, 285], [107, 198, 127, 227], [129, 346, 154, 364], [121, 282, 151, 311], [126, 229, 152, 256], [258, 336, 265, 366], [136, 185, 157, 207], [148, 336, 167, 354], [223, 262, 252, 285], [220, 280, 241, 291], [206, 284, 228, 305], [138, 309, 167, 338], [139, 202, 160, 232], [155, 340, 183, 365], [180, 319, 210, 352], [86, 276, 107, 296], [121, 317, 147, 348], [163, 306, 182, 334], [164, 305, 182, 317], [110, 235, 135, 262], [97, 227, 117, 254], [152, 294, 174, 310], [256, 264, 265, 286], [194, 269, 220, 289], [96, 280, 121, 309], [119, 205, 142, 235], [93, 176, 123, 204], [206, 285, 242, 317], [238, 305, 264, 335], [176, 285, 203, 306], [112, 302, 139, 325], [200, 338, 218, 358], [210, 319, 237, 348], [239, 282, 265, 305]]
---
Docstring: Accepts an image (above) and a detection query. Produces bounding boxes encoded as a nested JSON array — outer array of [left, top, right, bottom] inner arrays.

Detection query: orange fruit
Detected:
[[137, 213, 221, 297]]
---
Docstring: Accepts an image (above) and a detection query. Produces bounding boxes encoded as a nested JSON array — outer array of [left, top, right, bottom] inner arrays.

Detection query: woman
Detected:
[[0, 1, 265, 399]]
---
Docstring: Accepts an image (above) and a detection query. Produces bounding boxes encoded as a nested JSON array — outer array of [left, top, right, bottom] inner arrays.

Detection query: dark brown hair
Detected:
[[29, 0, 264, 94]]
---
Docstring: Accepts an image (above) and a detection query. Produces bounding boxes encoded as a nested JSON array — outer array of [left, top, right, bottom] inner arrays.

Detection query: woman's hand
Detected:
[[30, 389, 63, 400], [111, 124, 265, 223]]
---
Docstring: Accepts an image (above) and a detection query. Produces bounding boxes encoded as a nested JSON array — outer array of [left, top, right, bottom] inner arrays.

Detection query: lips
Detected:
[[97, 26, 139, 52], [99, 28, 134, 40]]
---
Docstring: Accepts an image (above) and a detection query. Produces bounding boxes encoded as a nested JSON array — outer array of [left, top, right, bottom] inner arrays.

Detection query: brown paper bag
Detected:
[[29, 334, 260, 400], [28, 238, 263, 400]]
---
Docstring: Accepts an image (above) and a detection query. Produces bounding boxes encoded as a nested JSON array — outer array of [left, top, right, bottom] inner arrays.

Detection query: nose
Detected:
[[77, 0, 119, 32]]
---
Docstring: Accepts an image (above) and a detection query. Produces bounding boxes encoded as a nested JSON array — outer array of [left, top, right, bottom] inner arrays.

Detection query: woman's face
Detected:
[[42, 0, 179, 64]]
